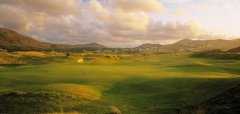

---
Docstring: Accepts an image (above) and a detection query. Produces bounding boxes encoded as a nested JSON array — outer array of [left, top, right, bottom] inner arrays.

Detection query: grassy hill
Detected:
[[227, 46, 240, 53], [0, 28, 52, 51], [135, 38, 240, 52], [163, 38, 240, 52], [2, 27, 240, 53], [191, 46, 240, 60], [0, 27, 107, 51], [135, 43, 162, 49]]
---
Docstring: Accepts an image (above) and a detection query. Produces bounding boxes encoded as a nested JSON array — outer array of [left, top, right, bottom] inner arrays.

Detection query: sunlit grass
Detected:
[[0, 53, 239, 113], [43, 84, 101, 101]]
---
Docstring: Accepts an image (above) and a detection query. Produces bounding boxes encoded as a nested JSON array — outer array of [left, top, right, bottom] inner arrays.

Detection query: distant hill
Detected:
[[191, 46, 240, 60], [0, 27, 107, 51], [75, 43, 107, 49], [164, 38, 240, 52], [174, 38, 195, 45], [135, 43, 162, 49], [1, 27, 240, 52], [191, 49, 224, 58], [135, 38, 240, 52], [227, 46, 240, 53]]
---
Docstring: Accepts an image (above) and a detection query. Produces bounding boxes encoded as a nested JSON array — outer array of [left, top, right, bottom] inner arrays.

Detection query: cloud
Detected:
[[110, 9, 149, 31], [0, 0, 81, 16], [0, 5, 28, 31], [0, 0, 230, 47], [108, 20, 210, 41], [161, 0, 191, 3], [87, 0, 211, 45], [88, 0, 110, 21], [169, 8, 189, 16], [112, 0, 164, 12], [89, 0, 151, 31], [147, 20, 208, 40], [0, 0, 88, 43]]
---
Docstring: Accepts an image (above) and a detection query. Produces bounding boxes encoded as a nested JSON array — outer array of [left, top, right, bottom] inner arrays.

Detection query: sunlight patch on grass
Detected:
[[195, 61, 213, 66], [46, 111, 82, 114], [43, 83, 101, 101], [12, 51, 47, 57]]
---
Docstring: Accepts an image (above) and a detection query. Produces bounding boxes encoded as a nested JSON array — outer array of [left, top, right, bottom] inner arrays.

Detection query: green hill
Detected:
[[0, 27, 107, 51], [135, 38, 240, 52], [0, 28, 52, 51], [191, 46, 240, 60], [135, 43, 162, 49], [227, 46, 240, 53]]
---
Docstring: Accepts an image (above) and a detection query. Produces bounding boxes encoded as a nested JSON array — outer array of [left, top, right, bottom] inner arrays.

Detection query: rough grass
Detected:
[[0, 91, 63, 114], [191, 49, 240, 60], [0, 51, 67, 65], [0, 53, 240, 113], [43, 84, 101, 101]]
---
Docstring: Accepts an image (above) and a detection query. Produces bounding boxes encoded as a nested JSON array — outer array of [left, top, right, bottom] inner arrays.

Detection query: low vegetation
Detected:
[[191, 49, 240, 60], [0, 51, 67, 64], [0, 52, 240, 113]]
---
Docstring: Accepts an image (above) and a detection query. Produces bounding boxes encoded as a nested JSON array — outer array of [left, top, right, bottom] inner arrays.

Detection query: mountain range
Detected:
[[136, 38, 240, 52], [1, 27, 240, 52]]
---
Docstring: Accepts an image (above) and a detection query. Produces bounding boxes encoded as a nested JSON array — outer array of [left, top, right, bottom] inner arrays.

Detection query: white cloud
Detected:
[[112, 0, 164, 12], [0, 0, 231, 47], [0, 0, 81, 16], [168, 8, 189, 16], [0, 5, 28, 31], [161, 0, 191, 3]]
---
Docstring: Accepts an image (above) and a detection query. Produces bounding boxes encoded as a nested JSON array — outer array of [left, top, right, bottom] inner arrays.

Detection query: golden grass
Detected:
[[45, 111, 82, 114], [0, 51, 67, 64], [44, 83, 101, 101], [195, 61, 213, 66], [68, 53, 120, 64], [10, 51, 65, 57], [110, 106, 121, 114], [0, 52, 16, 64], [46, 52, 65, 57], [0, 58, 9, 64], [11, 51, 47, 57], [0, 52, 121, 63]]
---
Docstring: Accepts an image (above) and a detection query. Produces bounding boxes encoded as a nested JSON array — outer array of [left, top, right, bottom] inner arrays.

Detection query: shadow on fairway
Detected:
[[104, 77, 240, 114]]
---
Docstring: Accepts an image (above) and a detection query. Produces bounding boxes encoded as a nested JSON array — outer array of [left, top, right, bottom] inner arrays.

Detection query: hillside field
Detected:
[[0, 52, 240, 114]]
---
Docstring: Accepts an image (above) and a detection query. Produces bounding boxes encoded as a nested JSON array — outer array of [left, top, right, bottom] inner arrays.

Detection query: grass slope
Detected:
[[0, 53, 239, 113]]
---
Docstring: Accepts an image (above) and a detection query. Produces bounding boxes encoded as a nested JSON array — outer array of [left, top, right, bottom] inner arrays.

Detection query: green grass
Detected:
[[0, 53, 240, 114]]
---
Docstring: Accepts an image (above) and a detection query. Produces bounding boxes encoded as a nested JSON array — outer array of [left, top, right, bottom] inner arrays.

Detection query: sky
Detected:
[[0, 0, 240, 47]]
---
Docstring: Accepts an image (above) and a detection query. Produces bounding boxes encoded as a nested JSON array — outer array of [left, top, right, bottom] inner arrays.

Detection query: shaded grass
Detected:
[[0, 91, 63, 114], [104, 78, 240, 114]]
